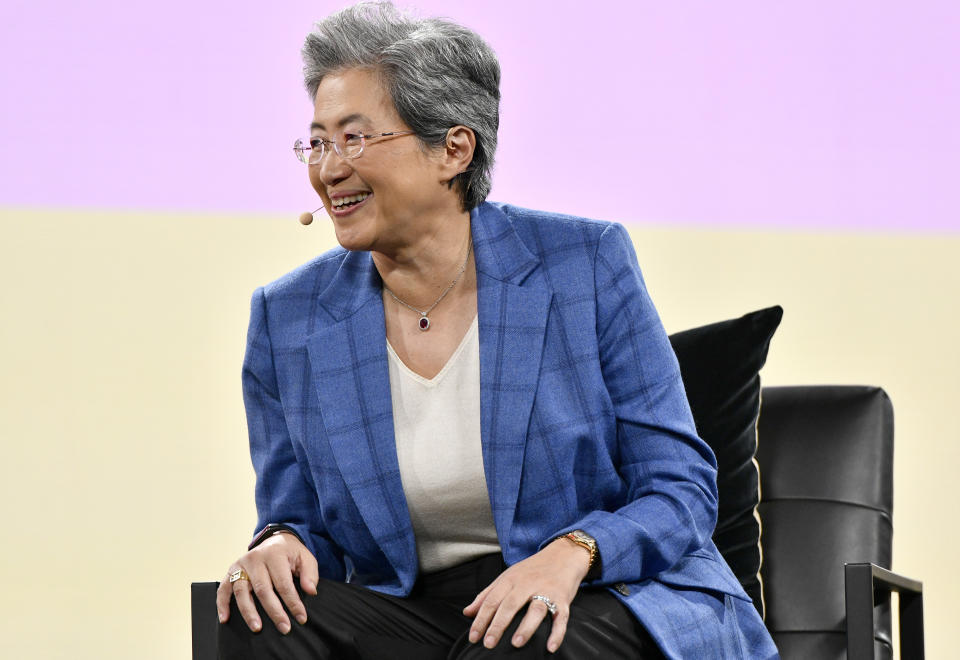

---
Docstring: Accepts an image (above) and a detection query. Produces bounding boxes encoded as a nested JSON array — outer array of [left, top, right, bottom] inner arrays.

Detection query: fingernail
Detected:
[[218, 613, 225, 623], [297, 614, 307, 625], [279, 622, 291, 634], [468, 630, 479, 643], [512, 634, 524, 646], [548, 641, 558, 653], [252, 620, 261, 632], [484, 635, 496, 649]]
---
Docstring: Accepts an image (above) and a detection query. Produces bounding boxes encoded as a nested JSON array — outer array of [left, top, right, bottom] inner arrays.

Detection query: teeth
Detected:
[[332, 192, 370, 207]]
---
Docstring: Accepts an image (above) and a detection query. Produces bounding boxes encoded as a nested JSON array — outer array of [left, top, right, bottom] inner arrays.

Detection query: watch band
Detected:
[[560, 529, 598, 573], [248, 523, 303, 551]]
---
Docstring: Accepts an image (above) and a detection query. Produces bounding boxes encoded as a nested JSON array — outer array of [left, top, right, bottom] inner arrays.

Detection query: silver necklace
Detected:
[[383, 237, 472, 332]]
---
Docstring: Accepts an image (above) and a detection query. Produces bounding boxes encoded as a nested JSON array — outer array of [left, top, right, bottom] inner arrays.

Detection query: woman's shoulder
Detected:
[[486, 201, 615, 237], [481, 201, 629, 266], [259, 244, 351, 300]]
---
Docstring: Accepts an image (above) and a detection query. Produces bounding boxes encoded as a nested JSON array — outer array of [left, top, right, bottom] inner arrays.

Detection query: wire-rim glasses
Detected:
[[293, 130, 415, 165]]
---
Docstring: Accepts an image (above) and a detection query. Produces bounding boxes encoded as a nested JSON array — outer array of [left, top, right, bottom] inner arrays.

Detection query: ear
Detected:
[[437, 125, 476, 184]]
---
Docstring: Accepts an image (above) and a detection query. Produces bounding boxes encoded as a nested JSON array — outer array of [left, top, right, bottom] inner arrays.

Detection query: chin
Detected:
[[331, 223, 376, 253]]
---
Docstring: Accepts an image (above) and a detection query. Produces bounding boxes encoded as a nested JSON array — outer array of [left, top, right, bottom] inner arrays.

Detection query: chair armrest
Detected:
[[192, 582, 219, 660], [845, 563, 924, 660]]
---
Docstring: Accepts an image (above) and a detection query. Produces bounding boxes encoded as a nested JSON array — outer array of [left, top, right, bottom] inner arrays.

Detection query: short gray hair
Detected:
[[302, 2, 500, 211]]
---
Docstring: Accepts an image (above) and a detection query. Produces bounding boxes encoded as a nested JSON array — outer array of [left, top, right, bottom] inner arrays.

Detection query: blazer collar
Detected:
[[313, 247, 383, 323], [470, 202, 541, 286]]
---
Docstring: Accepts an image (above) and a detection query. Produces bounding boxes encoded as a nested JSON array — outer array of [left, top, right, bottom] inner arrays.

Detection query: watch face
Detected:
[[572, 530, 596, 546]]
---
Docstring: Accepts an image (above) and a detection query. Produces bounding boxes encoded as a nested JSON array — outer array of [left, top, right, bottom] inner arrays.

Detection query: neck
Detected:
[[373, 209, 473, 309]]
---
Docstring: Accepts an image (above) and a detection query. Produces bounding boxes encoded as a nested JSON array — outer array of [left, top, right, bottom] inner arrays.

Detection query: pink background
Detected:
[[2, 0, 957, 231]]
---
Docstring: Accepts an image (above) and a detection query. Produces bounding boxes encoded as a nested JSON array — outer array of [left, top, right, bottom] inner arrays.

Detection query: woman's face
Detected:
[[308, 67, 454, 252]]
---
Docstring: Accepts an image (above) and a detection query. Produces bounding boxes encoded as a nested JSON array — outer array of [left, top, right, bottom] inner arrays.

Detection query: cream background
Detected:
[[1, 208, 956, 658]]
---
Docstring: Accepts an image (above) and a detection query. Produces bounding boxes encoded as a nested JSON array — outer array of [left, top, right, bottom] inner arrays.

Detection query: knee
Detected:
[[451, 616, 552, 659], [216, 596, 335, 660]]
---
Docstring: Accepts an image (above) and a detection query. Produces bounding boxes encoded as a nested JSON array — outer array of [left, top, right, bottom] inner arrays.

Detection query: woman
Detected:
[[216, 3, 778, 658]]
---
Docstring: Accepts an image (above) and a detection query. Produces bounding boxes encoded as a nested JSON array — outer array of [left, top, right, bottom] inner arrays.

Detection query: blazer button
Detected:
[[614, 582, 630, 596]]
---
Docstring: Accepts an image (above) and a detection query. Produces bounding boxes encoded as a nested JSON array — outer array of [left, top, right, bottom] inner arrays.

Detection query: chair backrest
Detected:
[[756, 385, 894, 659]]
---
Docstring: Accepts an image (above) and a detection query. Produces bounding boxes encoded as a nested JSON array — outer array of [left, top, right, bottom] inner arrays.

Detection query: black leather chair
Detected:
[[757, 386, 924, 659], [191, 384, 925, 659]]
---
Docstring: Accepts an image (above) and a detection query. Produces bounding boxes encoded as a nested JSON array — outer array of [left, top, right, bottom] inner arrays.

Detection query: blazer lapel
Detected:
[[472, 204, 553, 548], [304, 250, 415, 580]]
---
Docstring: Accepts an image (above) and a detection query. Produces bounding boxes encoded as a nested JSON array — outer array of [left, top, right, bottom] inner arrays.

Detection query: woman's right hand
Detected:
[[216, 532, 320, 634]]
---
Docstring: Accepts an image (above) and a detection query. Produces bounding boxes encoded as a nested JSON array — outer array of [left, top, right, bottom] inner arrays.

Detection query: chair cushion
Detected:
[[668, 305, 783, 618]]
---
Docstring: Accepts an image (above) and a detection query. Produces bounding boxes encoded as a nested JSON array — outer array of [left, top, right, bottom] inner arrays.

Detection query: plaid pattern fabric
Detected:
[[242, 202, 778, 658]]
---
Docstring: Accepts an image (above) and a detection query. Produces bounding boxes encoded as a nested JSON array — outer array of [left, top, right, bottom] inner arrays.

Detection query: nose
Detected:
[[314, 148, 353, 188]]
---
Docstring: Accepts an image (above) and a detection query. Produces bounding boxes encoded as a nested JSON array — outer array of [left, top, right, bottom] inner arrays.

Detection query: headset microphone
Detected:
[[299, 206, 324, 225]]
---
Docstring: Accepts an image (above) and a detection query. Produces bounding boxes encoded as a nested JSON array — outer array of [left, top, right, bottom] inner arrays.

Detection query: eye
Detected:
[[342, 132, 364, 146], [309, 137, 326, 150]]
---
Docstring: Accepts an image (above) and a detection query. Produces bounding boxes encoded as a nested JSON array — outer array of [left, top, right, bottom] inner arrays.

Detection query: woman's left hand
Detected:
[[462, 538, 592, 652]]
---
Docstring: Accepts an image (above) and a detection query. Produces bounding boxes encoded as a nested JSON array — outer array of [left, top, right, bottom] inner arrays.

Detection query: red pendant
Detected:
[[418, 316, 430, 331]]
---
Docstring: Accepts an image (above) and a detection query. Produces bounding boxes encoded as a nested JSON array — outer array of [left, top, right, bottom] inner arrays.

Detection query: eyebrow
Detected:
[[310, 113, 372, 132]]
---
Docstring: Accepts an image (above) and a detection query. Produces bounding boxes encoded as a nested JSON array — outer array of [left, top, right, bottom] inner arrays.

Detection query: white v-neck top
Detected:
[[386, 315, 501, 572]]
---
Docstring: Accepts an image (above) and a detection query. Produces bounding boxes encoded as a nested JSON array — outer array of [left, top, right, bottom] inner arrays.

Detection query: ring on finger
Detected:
[[530, 594, 558, 616], [229, 568, 250, 584]]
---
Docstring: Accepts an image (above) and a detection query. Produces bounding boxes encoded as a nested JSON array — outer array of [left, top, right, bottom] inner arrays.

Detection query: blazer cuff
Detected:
[[248, 523, 306, 551], [541, 526, 604, 583]]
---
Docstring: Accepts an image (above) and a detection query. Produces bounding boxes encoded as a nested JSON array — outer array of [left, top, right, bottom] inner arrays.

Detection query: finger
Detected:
[[232, 578, 263, 633], [297, 549, 320, 597], [481, 591, 529, 649], [247, 565, 292, 634], [216, 573, 235, 623], [462, 582, 494, 616], [510, 598, 550, 648], [546, 607, 570, 653], [266, 554, 307, 626], [467, 583, 508, 643]]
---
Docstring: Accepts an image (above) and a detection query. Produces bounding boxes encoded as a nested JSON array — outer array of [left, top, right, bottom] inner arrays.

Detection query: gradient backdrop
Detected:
[[1, 1, 958, 658]]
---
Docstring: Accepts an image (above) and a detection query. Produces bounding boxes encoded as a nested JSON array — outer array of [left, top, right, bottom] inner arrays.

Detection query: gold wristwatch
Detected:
[[560, 529, 599, 575]]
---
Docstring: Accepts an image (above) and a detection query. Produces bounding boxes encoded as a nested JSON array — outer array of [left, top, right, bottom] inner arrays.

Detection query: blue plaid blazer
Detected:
[[242, 202, 778, 658]]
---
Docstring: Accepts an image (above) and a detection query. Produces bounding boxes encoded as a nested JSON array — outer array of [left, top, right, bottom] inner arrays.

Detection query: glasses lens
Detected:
[[339, 133, 365, 159], [293, 137, 313, 164], [308, 137, 327, 165]]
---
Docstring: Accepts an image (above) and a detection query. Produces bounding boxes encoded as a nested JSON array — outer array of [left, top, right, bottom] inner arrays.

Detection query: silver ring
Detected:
[[530, 594, 558, 615]]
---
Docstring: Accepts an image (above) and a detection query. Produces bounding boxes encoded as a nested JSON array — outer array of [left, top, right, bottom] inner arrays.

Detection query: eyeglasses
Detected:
[[293, 130, 415, 165]]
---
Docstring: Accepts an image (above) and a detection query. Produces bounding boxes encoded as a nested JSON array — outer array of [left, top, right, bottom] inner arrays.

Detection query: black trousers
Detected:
[[218, 553, 664, 659]]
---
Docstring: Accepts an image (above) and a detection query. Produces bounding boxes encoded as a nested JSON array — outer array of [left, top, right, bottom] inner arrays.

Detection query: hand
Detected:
[[462, 538, 591, 653], [216, 532, 319, 634]]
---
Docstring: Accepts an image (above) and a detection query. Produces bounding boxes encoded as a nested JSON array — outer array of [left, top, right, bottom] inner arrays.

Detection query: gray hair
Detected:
[[302, 2, 500, 211]]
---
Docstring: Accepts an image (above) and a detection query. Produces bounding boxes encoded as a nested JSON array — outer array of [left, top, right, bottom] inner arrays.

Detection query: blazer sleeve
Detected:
[[243, 287, 346, 580], [563, 223, 719, 585]]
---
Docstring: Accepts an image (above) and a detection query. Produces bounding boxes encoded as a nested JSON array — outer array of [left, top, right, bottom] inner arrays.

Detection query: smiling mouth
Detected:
[[331, 192, 371, 209]]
